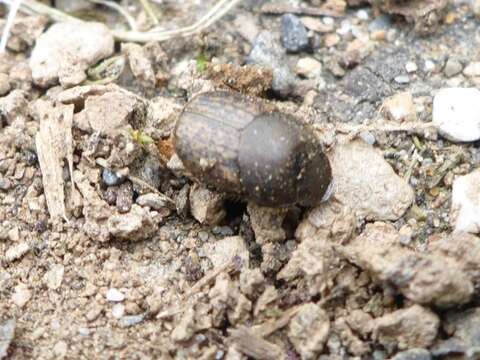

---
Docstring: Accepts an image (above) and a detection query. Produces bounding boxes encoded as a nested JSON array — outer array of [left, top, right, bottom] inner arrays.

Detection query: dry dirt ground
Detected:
[[2, 0, 480, 359]]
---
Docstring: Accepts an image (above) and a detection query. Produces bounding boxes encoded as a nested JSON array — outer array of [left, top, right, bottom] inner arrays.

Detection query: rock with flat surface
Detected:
[[330, 140, 414, 221], [204, 236, 249, 268], [30, 22, 114, 88], [189, 183, 226, 225], [107, 205, 156, 241]]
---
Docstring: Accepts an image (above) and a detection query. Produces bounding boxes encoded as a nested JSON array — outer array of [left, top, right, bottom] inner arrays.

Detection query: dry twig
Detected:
[[19, 0, 243, 43], [87, 0, 138, 30]]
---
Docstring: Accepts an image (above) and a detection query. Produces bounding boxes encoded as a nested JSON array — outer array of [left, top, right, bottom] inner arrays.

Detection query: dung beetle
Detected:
[[173, 91, 332, 207]]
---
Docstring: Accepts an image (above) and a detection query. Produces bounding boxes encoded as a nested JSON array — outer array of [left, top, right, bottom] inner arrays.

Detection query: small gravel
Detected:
[[281, 14, 310, 53]]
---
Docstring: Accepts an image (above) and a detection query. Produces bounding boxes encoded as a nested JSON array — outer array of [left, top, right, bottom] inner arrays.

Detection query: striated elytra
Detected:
[[173, 91, 332, 207]]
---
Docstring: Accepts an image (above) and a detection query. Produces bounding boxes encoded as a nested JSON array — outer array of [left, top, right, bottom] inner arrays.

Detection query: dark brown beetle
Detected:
[[173, 91, 332, 207]]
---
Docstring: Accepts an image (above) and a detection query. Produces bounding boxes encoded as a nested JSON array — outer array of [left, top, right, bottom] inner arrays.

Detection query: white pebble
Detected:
[[112, 304, 125, 318], [323, 17, 334, 26], [424, 60, 436, 72], [106, 288, 125, 302], [295, 57, 322, 78], [337, 20, 351, 35], [356, 9, 370, 20], [405, 61, 418, 73], [451, 169, 480, 233], [433, 88, 480, 142], [463, 62, 480, 77]]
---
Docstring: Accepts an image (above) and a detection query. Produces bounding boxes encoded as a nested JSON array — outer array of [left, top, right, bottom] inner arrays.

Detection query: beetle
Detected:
[[173, 91, 332, 207]]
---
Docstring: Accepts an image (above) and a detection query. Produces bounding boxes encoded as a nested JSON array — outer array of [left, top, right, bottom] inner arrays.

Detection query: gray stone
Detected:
[[0, 176, 12, 191], [204, 236, 249, 268], [394, 75, 410, 84], [391, 349, 431, 360], [189, 183, 225, 225], [368, 15, 392, 32], [119, 314, 144, 328], [431, 338, 466, 358], [175, 184, 190, 218], [342, 67, 391, 103], [247, 31, 296, 97], [136, 193, 169, 211], [444, 59, 463, 77], [107, 204, 156, 241], [281, 14, 309, 53], [102, 168, 125, 187], [0, 319, 15, 359], [359, 131, 376, 145], [430, 309, 480, 359]]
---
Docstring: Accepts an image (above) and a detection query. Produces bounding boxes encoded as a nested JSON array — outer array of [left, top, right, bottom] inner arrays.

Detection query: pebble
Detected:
[[373, 350, 387, 360], [78, 327, 90, 337], [247, 31, 296, 97], [391, 349, 431, 360], [119, 314, 144, 328], [451, 168, 480, 233], [0, 176, 12, 191], [0, 73, 10, 96], [295, 57, 322, 78], [102, 168, 125, 186], [323, 17, 334, 26], [0, 319, 15, 359], [281, 14, 310, 53], [444, 59, 463, 77], [301, 17, 334, 33], [53, 341, 68, 358], [106, 288, 125, 302], [212, 226, 234, 237], [30, 22, 114, 87], [136, 193, 169, 211], [424, 60, 436, 72], [368, 15, 392, 32], [108, 204, 156, 241], [198, 231, 209, 242], [5, 242, 30, 262], [432, 308, 480, 357], [405, 61, 418, 73], [473, 0, 480, 16], [372, 305, 439, 350], [324, 33, 340, 47], [204, 236, 249, 268], [463, 62, 480, 77], [44, 264, 64, 290], [112, 304, 125, 319], [382, 92, 417, 122], [330, 140, 414, 221], [337, 19, 352, 35], [175, 184, 190, 217], [12, 284, 32, 307], [359, 131, 376, 145], [288, 303, 330, 359], [356, 9, 370, 21], [394, 75, 410, 84], [189, 183, 225, 225], [433, 88, 480, 142]]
